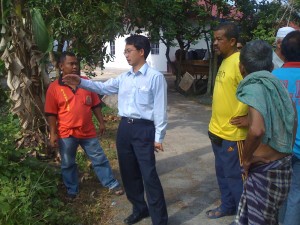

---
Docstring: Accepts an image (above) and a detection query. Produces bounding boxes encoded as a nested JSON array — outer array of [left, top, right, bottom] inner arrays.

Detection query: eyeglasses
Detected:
[[123, 49, 138, 55]]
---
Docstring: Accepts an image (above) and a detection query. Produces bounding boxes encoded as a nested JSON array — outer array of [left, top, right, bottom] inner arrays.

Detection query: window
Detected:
[[151, 43, 159, 55], [110, 41, 115, 56]]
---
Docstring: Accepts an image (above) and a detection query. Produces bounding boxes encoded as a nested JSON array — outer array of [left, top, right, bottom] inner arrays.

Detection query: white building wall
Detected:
[[104, 33, 209, 72]]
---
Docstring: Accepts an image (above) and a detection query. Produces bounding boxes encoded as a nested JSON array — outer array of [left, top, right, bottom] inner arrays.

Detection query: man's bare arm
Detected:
[[47, 115, 58, 148], [92, 106, 106, 136], [242, 107, 266, 176]]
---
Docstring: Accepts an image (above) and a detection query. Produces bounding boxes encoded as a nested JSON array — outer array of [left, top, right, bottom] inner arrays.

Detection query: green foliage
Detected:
[[101, 105, 117, 116], [0, 60, 7, 105], [124, 0, 233, 89], [0, 60, 5, 76], [0, 105, 78, 225], [0, 107, 21, 155], [76, 150, 90, 173], [31, 8, 52, 53], [0, 89, 8, 110], [235, 0, 300, 43], [249, 0, 282, 44], [27, 0, 125, 69], [252, 23, 276, 45], [125, 0, 211, 50], [0, 168, 75, 225]]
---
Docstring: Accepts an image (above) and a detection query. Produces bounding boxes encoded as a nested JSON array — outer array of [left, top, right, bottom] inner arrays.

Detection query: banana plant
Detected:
[[0, 0, 53, 157]]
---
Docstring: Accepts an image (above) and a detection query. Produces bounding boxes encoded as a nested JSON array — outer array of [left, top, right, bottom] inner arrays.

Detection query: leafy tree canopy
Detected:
[[235, 0, 300, 44], [27, 0, 126, 68]]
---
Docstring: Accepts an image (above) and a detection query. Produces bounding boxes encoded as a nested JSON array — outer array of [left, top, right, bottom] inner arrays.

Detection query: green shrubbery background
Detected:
[[0, 94, 77, 224]]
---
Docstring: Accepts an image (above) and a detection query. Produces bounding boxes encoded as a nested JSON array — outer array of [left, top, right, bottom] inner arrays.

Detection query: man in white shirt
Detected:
[[62, 35, 168, 225], [273, 26, 295, 69]]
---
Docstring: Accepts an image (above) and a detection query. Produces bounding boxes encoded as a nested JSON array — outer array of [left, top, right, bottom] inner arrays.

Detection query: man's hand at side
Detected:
[[243, 156, 270, 178], [154, 142, 164, 152], [230, 115, 249, 127], [50, 133, 58, 148], [98, 123, 106, 136]]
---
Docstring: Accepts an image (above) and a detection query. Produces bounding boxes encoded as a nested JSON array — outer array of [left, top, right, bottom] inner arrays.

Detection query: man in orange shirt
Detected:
[[45, 52, 123, 199]]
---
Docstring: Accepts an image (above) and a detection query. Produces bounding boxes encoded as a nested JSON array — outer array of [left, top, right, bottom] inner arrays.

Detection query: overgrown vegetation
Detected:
[[0, 99, 120, 224], [0, 102, 77, 224]]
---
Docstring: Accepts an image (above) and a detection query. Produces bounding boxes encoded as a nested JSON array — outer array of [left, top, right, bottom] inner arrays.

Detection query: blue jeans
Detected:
[[58, 136, 119, 195], [211, 139, 244, 213], [282, 155, 300, 225]]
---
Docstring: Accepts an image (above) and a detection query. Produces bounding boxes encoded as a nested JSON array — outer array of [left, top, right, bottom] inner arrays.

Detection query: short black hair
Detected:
[[237, 37, 246, 46], [214, 22, 239, 44], [240, 40, 273, 73], [281, 30, 300, 62], [125, 35, 151, 59], [59, 52, 76, 64]]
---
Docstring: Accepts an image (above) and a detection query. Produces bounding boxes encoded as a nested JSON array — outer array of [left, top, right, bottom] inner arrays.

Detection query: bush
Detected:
[[0, 104, 78, 224]]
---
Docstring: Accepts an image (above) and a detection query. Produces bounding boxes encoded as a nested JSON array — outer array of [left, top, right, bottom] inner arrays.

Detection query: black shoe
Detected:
[[123, 212, 150, 224]]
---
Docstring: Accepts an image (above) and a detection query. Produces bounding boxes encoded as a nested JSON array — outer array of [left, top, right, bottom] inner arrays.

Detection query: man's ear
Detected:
[[230, 38, 237, 47], [139, 48, 145, 57], [277, 39, 282, 49]]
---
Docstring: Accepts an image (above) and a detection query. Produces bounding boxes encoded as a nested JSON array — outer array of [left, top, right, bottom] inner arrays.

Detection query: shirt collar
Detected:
[[282, 62, 300, 68], [127, 63, 149, 76]]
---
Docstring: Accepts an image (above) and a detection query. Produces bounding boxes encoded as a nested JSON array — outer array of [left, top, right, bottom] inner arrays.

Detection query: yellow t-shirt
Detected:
[[209, 52, 248, 141]]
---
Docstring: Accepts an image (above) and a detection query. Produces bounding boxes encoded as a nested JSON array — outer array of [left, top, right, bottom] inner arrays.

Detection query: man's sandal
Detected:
[[206, 206, 235, 219], [109, 185, 124, 196]]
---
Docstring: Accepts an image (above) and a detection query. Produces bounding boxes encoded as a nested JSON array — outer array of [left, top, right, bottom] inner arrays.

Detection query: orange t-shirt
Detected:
[[45, 77, 101, 138]]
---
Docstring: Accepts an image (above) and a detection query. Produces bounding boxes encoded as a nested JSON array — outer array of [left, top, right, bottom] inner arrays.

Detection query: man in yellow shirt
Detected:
[[206, 22, 248, 219]]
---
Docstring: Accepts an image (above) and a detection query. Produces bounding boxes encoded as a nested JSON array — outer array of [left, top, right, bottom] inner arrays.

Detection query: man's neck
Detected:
[[132, 61, 146, 73], [223, 49, 238, 59]]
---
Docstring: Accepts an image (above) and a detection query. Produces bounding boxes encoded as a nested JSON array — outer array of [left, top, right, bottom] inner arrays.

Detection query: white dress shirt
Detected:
[[79, 63, 168, 143]]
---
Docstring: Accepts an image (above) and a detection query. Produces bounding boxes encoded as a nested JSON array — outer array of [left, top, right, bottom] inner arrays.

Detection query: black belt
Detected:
[[121, 117, 153, 124]]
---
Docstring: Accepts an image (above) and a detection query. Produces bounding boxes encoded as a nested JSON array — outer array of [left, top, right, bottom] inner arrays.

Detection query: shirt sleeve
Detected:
[[91, 92, 101, 107], [152, 74, 168, 143], [44, 84, 58, 115], [79, 76, 120, 95]]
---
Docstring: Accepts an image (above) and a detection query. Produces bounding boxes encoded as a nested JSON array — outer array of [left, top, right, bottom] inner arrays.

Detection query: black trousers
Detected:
[[116, 117, 168, 225]]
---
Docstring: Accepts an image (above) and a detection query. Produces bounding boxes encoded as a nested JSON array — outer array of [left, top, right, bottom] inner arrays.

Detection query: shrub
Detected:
[[0, 104, 77, 224]]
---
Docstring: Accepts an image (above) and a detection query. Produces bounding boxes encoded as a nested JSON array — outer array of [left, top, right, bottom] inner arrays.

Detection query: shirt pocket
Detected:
[[136, 89, 151, 105]]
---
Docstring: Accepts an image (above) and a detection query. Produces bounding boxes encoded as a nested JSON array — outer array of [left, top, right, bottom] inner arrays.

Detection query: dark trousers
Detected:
[[211, 139, 244, 213], [116, 118, 168, 225]]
